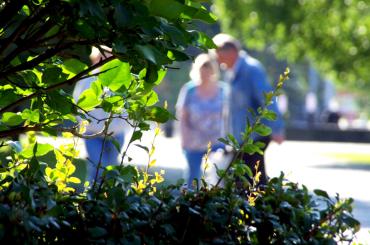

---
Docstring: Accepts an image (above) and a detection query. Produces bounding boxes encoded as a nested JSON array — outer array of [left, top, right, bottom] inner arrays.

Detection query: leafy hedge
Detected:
[[0, 0, 360, 244], [0, 163, 360, 244]]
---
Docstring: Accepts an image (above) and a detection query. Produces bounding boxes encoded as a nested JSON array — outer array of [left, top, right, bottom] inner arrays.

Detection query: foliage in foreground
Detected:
[[0, 0, 361, 244], [0, 158, 360, 244]]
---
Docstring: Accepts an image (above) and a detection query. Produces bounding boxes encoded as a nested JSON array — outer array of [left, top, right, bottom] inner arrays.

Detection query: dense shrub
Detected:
[[0, 164, 359, 244]]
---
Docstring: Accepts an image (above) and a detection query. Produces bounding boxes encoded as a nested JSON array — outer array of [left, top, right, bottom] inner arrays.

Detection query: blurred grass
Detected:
[[323, 152, 370, 165]]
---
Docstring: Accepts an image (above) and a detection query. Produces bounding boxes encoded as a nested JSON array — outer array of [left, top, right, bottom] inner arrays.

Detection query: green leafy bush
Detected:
[[0, 0, 360, 244], [0, 163, 360, 244]]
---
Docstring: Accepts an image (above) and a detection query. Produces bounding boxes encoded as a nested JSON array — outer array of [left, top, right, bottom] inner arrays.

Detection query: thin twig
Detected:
[[0, 56, 115, 114]]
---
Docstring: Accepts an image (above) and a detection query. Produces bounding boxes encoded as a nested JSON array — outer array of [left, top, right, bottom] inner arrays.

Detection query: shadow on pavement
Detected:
[[312, 163, 370, 172]]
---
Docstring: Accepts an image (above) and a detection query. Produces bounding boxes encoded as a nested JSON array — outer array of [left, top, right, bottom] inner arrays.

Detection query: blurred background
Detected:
[[152, 1, 370, 242], [157, 1, 370, 143], [2, 0, 369, 242]]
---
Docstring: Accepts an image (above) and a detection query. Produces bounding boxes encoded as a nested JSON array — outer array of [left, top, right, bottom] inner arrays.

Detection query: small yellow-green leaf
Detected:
[[67, 177, 81, 184], [149, 159, 157, 168]]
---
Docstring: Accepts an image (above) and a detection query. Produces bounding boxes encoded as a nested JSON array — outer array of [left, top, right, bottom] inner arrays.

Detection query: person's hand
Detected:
[[271, 134, 285, 144]]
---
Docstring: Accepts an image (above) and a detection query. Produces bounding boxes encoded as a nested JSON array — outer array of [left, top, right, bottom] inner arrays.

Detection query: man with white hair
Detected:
[[212, 33, 285, 186]]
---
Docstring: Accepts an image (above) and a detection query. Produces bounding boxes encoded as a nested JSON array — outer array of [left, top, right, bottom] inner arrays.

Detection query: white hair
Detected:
[[212, 33, 241, 51], [189, 53, 219, 83], [90, 45, 112, 64]]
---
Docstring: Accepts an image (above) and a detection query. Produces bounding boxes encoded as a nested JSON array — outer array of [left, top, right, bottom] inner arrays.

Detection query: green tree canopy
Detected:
[[0, 0, 216, 139], [213, 0, 370, 90]]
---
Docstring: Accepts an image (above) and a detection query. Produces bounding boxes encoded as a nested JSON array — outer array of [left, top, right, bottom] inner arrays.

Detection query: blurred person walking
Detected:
[[176, 53, 229, 189], [212, 33, 285, 186]]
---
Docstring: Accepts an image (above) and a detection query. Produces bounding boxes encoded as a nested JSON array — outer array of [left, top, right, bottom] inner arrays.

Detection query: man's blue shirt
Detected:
[[226, 52, 284, 143]]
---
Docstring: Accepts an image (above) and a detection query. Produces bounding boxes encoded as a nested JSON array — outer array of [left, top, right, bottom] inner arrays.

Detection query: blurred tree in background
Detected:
[[213, 0, 370, 91]]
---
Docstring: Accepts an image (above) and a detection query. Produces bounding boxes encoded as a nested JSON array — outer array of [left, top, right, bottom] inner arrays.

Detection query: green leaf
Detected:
[[67, 177, 81, 184], [227, 134, 239, 147], [113, 3, 132, 27], [110, 136, 122, 153], [42, 67, 68, 85], [21, 5, 30, 16], [98, 59, 131, 91], [254, 124, 272, 136], [129, 131, 143, 144], [193, 31, 216, 49], [263, 109, 277, 121], [154, 69, 167, 85], [21, 143, 54, 158], [182, 5, 217, 23], [254, 141, 266, 149], [0, 88, 20, 108], [167, 49, 190, 61], [47, 91, 74, 115], [102, 95, 123, 112], [90, 80, 103, 96], [244, 164, 253, 178], [149, 0, 187, 20], [74, 19, 95, 39], [313, 189, 330, 199], [29, 156, 41, 177], [138, 122, 150, 131], [143, 91, 158, 106], [21, 109, 40, 123], [263, 92, 274, 103], [145, 62, 159, 84], [217, 137, 230, 145], [134, 144, 149, 153], [234, 163, 250, 176], [243, 144, 262, 155], [120, 165, 138, 182], [77, 88, 100, 111], [135, 45, 170, 66], [63, 58, 88, 75], [88, 227, 107, 238], [1, 112, 24, 126], [145, 106, 173, 123], [342, 215, 360, 230]]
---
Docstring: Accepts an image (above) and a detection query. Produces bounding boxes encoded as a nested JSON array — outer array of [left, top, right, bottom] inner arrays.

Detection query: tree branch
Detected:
[[0, 0, 27, 31], [0, 56, 115, 114], [0, 125, 41, 138], [0, 2, 47, 56], [0, 40, 88, 79]]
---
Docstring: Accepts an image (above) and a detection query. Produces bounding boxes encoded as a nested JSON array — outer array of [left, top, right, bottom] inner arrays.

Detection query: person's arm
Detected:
[[176, 84, 192, 148], [178, 108, 192, 148]]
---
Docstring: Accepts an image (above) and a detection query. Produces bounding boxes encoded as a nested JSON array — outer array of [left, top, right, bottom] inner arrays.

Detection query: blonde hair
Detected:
[[189, 53, 219, 83]]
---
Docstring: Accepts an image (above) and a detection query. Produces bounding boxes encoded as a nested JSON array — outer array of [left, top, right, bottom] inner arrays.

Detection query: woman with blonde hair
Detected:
[[176, 53, 229, 188]]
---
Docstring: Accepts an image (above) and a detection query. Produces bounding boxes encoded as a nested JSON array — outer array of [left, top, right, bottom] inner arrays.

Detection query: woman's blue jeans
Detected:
[[183, 150, 206, 189], [184, 145, 224, 188]]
